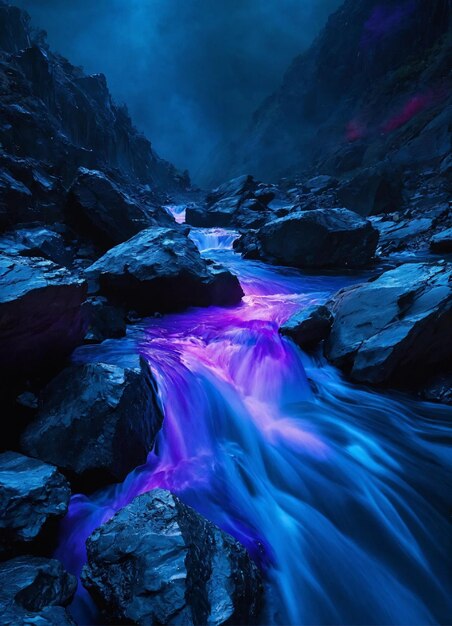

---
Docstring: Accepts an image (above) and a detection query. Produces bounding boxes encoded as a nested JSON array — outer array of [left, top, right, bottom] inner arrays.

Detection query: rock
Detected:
[[325, 262, 452, 386], [0, 556, 76, 625], [0, 254, 87, 380], [186, 174, 275, 229], [237, 208, 378, 269], [66, 168, 173, 248], [304, 175, 337, 194], [22, 359, 164, 487], [83, 296, 126, 343], [0, 227, 71, 266], [85, 227, 243, 314], [280, 305, 333, 349], [81, 489, 263, 626], [0, 452, 70, 554], [430, 227, 452, 254], [336, 166, 403, 217], [0, 169, 32, 230], [420, 372, 452, 405], [372, 216, 434, 254]]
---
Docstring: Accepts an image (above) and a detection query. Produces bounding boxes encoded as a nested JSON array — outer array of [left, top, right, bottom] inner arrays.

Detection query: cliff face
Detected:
[[0, 1, 187, 190], [209, 0, 451, 184]]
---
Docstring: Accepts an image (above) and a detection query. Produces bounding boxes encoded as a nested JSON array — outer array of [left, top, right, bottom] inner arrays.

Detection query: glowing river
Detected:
[[57, 226, 452, 625]]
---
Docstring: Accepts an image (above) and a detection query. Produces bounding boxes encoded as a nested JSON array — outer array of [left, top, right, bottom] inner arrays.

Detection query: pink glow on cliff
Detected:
[[381, 92, 435, 133], [346, 119, 367, 142]]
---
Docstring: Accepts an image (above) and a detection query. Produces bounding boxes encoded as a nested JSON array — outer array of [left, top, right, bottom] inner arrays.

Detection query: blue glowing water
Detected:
[[57, 228, 452, 625]]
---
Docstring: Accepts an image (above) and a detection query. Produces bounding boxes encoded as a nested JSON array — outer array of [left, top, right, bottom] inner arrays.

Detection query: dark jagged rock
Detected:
[[186, 174, 276, 229], [420, 371, 452, 405], [336, 166, 403, 217], [0, 155, 67, 230], [0, 4, 186, 191], [236, 208, 378, 269], [280, 305, 333, 349], [86, 227, 244, 314], [0, 254, 87, 380], [22, 359, 163, 488], [431, 227, 452, 253], [0, 227, 71, 266], [83, 296, 127, 344], [82, 489, 263, 626], [66, 168, 174, 249], [0, 556, 76, 625], [325, 262, 452, 386], [0, 452, 70, 554]]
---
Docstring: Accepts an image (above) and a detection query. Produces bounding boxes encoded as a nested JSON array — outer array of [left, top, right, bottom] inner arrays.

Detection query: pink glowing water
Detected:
[[57, 228, 452, 625]]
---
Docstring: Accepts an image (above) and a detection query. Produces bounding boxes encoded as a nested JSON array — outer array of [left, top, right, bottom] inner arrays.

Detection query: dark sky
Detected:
[[15, 0, 342, 182]]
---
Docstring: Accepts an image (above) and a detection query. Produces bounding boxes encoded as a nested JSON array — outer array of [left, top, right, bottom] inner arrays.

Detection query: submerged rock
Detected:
[[0, 254, 87, 380], [22, 359, 163, 487], [82, 489, 263, 625], [66, 168, 173, 248], [85, 227, 243, 314], [280, 305, 333, 349], [325, 262, 452, 386], [0, 556, 76, 625], [237, 208, 378, 269], [0, 452, 70, 554]]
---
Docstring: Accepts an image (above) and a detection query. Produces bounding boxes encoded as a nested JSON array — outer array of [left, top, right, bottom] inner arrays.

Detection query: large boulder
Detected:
[[0, 556, 76, 625], [325, 262, 452, 385], [186, 174, 276, 229], [236, 208, 378, 269], [22, 359, 163, 488], [0, 254, 87, 380], [0, 227, 71, 267], [66, 169, 173, 248], [82, 489, 263, 625], [280, 304, 333, 350], [0, 452, 70, 554], [85, 227, 243, 314]]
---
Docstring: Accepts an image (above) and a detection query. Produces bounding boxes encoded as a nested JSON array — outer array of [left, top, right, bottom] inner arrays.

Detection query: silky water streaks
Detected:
[[56, 229, 452, 625]]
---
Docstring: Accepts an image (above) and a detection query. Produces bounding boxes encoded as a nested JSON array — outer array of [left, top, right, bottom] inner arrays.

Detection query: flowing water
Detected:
[[57, 227, 452, 625]]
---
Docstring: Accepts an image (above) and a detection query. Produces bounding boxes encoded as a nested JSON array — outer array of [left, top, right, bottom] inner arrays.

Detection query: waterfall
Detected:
[[56, 230, 452, 625]]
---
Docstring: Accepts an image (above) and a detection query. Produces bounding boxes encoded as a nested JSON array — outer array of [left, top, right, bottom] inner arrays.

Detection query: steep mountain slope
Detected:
[[0, 2, 188, 191], [209, 0, 451, 185]]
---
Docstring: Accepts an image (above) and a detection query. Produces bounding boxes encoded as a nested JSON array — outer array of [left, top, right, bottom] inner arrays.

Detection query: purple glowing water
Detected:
[[57, 230, 452, 625]]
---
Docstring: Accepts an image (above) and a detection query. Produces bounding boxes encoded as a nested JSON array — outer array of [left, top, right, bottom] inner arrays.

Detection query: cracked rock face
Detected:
[[0, 556, 76, 625], [82, 489, 263, 625], [21, 359, 163, 487], [0, 452, 70, 554], [325, 262, 452, 385]]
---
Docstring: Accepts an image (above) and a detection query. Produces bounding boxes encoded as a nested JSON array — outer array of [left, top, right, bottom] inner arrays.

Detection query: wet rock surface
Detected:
[[86, 227, 244, 313], [83, 296, 127, 344], [66, 168, 174, 249], [21, 359, 163, 488], [325, 262, 452, 386], [0, 452, 70, 555], [186, 174, 277, 229], [280, 305, 333, 350], [236, 208, 379, 269], [82, 489, 263, 626], [0, 254, 87, 380], [0, 555, 76, 625]]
